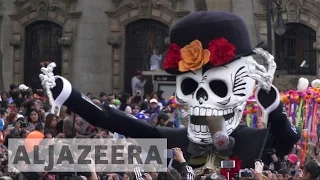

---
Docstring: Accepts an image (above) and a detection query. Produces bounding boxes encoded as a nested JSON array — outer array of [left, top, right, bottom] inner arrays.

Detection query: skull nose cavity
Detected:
[[196, 88, 208, 104]]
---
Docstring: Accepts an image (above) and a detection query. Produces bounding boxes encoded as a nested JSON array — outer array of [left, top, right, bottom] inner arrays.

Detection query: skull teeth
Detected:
[[189, 106, 234, 116], [189, 124, 210, 134]]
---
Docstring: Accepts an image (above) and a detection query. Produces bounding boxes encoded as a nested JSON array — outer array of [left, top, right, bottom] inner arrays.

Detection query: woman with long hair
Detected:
[[119, 92, 133, 113], [44, 113, 58, 137], [26, 108, 43, 132]]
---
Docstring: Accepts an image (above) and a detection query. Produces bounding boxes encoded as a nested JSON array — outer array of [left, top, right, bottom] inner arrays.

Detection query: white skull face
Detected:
[[175, 56, 256, 144]]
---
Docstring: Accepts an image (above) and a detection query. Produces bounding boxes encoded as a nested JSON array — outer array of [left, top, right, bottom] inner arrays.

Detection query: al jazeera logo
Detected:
[[8, 138, 167, 172]]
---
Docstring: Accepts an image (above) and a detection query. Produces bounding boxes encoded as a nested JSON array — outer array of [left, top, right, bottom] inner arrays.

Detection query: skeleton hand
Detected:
[[39, 62, 56, 89], [39, 62, 57, 113], [246, 48, 277, 92]]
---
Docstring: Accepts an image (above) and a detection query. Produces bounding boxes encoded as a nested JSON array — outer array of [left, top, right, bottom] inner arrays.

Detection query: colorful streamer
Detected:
[[243, 86, 320, 165]]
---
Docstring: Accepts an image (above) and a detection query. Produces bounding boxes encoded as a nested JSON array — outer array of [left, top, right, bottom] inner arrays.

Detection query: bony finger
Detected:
[[253, 48, 262, 53], [253, 48, 267, 56], [250, 69, 268, 79], [255, 64, 267, 73], [248, 74, 263, 82], [249, 74, 266, 84]]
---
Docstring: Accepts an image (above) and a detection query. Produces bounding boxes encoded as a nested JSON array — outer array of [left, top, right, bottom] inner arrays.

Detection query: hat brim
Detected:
[[164, 41, 267, 75]]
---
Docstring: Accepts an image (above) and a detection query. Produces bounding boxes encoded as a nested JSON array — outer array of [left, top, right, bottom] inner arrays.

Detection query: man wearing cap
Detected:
[[287, 154, 299, 169], [144, 99, 160, 117], [131, 70, 146, 99]]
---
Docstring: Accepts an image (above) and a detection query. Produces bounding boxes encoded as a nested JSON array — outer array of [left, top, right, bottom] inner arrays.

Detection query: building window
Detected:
[[275, 23, 316, 75]]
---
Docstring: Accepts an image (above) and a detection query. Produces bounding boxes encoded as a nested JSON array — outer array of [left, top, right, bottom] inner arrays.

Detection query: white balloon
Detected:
[[297, 77, 309, 92], [311, 79, 320, 88]]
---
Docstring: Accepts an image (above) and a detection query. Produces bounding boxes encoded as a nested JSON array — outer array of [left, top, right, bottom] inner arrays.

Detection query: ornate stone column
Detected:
[[107, 36, 122, 93], [9, 34, 23, 84], [58, 36, 73, 80]]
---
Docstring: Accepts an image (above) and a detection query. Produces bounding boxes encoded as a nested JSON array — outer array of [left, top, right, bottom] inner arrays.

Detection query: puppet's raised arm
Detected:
[[249, 48, 301, 155], [39, 63, 162, 138], [255, 84, 301, 156]]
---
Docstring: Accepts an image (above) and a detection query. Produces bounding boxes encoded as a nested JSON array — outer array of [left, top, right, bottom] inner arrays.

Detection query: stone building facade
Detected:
[[0, 0, 319, 95]]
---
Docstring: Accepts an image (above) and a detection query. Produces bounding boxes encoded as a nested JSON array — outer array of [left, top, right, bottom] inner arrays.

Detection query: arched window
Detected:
[[24, 21, 62, 89], [125, 19, 169, 94], [275, 23, 316, 75]]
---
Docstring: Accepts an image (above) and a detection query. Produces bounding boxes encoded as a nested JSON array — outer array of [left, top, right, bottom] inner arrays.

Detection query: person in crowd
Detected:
[[44, 113, 65, 138], [5, 112, 17, 126], [7, 84, 18, 104], [10, 117, 25, 137], [287, 153, 299, 168], [99, 92, 107, 104], [131, 103, 140, 116], [0, 108, 6, 132], [140, 101, 148, 113], [25, 99, 45, 122], [86, 92, 93, 99], [9, 99, 23, 114], [135, 102, 149, 120], [75, 115, 89, 134], [63, 108, 86, 138], [146, 147, 194, 180], [149, 49, 162, 71], [0, 92, 8, 103], [156, 112, 169, 126], [107, 93, 116, 104], [92, 98, 102, 106], [20, 129, 29, 138], [9, 84, 18, 93], [33, 123, 44, 135], [119, 92, 134, 114], [149, 113, 158, 125], [151, 92, 164, 110], [301, 159, 320, 180], [144, 94, 151, 103], [26, 108, 43, 132], [144, 98, 160, 117], [156, 90, 166, 107], [131, 70, 146, 99]]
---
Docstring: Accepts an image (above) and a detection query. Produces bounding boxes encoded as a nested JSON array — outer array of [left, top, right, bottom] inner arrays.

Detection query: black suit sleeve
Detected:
[[51, 78, 162, 138], [268, 102, 301, 156], [50, 77, 189, 148], [256, 85, 301, 156]]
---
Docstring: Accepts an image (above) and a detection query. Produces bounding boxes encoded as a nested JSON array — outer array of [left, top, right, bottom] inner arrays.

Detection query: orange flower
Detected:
[[178, 40, 210, 72]]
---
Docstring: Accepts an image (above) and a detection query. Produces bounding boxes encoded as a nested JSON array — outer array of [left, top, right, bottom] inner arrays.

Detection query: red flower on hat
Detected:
[[162, 43, 181, 69], [208, 38, 236, 66], [220, 156, 242, 179]]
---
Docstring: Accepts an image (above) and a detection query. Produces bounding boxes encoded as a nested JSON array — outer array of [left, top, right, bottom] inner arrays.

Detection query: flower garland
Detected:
[[163, 38, 236, 72]]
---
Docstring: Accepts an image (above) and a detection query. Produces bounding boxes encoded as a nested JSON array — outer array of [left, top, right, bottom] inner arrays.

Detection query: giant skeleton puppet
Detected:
[[40, 12, 300, 175]]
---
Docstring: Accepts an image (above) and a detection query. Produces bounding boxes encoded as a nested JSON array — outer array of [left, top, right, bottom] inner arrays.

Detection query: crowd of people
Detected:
[[0, 82, 319, 180]]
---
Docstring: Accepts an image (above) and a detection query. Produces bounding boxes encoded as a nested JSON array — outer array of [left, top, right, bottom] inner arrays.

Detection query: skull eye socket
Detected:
[[181, 78, 198, 95], [209, 80, 228, 98]]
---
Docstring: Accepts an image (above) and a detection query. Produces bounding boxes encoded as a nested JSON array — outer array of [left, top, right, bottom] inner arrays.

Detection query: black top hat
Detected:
[[163, 11, 266, 75]]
